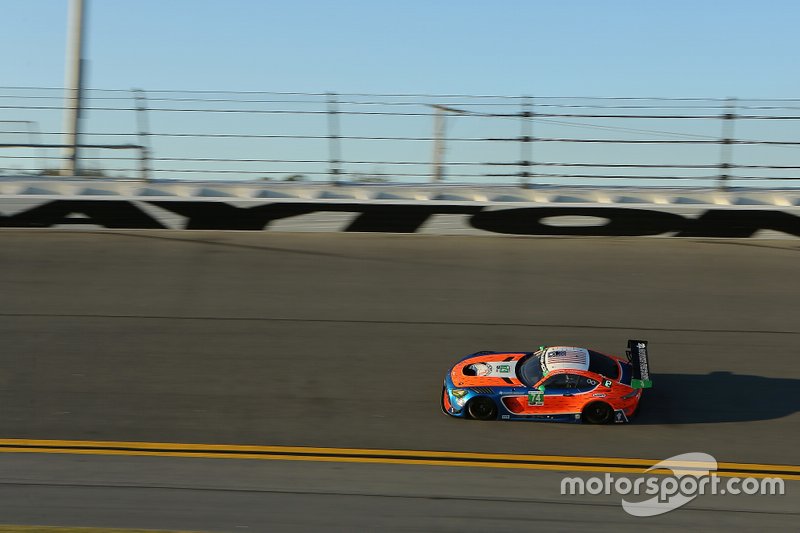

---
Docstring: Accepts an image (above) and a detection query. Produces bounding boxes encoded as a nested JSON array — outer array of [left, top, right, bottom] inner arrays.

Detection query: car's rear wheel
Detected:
[[467, 397, 498, 421], [583, 402, 613, 424]]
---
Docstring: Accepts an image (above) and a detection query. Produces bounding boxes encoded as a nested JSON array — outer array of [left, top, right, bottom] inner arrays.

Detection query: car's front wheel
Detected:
[[467, 397, 498, 421], [582, 402, 613, 424]]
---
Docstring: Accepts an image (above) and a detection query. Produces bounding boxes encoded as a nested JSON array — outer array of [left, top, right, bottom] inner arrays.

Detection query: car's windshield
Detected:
[[517, 353, 545, 387]]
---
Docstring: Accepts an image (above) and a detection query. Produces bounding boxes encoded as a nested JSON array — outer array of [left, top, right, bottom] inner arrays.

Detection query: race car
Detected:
[[441, 339, 652, 424]]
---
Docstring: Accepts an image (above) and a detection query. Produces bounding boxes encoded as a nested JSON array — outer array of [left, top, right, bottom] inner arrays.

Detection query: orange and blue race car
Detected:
[[442, 340, 652, 424]]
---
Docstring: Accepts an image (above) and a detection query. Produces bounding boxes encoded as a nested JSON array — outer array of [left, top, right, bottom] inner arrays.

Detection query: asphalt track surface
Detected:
[[1, 230, 799, 530]]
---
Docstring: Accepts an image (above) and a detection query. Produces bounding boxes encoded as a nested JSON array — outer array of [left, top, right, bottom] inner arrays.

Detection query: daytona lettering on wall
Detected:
[[1, 200, 800, 238]]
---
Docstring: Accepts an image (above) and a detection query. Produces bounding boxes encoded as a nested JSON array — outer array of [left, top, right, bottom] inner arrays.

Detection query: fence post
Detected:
[[429, 104, 468, 183], [28, 122, 45, 175], [519, 96, 533, 188], [0, 121, 44, 173], [431, 105, 447, 183], [327, 92, 341, 184], [718, 97, 737, 190], [133, 88, 151, 182]]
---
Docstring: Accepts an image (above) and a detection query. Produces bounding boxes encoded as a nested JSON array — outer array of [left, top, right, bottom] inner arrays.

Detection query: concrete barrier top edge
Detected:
[[1, 178, 800, 208]]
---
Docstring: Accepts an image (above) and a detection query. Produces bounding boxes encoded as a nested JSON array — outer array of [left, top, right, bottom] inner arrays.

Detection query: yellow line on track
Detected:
[[0, 439, 797, 480]]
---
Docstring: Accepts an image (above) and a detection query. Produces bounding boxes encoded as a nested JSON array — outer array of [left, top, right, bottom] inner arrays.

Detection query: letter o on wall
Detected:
[[469, 207, 688, 236]]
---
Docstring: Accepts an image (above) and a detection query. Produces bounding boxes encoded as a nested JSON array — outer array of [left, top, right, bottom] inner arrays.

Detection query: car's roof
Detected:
[[542, 346, 590, 372]]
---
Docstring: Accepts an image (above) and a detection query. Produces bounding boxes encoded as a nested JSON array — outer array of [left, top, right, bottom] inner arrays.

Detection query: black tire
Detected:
[[583, 402, 613, 424], [467, 397, 498, 421]]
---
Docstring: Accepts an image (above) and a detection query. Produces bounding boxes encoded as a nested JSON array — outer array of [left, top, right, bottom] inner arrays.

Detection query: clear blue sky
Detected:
[[3, 0, 800, 97], [2, 1, 799, 185]]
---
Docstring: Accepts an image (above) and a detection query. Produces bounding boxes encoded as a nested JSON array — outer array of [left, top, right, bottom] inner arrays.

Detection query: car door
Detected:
[[518, 373, 584, 414]]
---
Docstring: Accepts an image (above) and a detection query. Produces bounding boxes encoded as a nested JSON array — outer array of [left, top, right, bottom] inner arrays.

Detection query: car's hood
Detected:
[[449, 352, 526, 388]]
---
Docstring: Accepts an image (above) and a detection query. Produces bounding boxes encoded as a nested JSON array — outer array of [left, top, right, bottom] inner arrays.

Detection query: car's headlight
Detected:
[[451, 389, 469, 406]]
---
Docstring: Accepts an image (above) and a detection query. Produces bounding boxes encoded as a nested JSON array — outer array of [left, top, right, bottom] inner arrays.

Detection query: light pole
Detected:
[[61, 0, 87, 176]]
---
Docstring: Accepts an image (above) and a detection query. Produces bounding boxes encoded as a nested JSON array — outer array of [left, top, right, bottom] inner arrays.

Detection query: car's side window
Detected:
[[577, 375, 599, 392], [542, 374, 566, 389], [543, 374, 598, 394], [543, 373, 580, 391]]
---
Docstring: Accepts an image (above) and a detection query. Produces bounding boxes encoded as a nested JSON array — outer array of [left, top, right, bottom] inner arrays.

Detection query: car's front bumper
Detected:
[[441, 383, 469, 417]]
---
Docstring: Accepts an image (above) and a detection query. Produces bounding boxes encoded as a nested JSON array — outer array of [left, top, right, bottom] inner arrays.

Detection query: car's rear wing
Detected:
[[626, 339, 652, 389]]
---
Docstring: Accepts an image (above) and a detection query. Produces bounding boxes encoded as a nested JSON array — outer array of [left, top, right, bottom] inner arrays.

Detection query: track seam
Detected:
[[1, 313, 798, 335]]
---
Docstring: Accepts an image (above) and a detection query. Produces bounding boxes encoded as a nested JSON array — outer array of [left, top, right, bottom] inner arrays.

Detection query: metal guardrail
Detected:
[[1, 88, 800, 188]]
